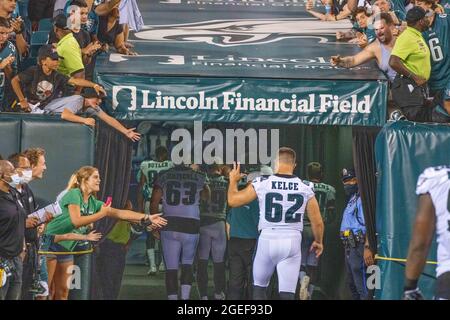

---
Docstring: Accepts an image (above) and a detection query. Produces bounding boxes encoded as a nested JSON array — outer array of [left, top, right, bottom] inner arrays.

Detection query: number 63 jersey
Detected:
[[416, 166, 450, 277], [252, 174, 315, 232], [155, 166, 209, 219]]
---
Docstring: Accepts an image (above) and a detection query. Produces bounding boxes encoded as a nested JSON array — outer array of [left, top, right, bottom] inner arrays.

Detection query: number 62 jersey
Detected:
[[252, 174, 315, 232], [416, 166, 450, 278]]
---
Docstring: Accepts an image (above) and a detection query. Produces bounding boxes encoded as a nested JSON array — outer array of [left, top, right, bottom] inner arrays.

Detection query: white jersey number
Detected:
[[429, 38, 444, 62], [265, 192, 304, 223]]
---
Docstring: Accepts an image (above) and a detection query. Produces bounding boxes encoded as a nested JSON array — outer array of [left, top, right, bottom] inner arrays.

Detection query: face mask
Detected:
[[344, 184, 358, 196], [20, 170, 33, 184], [2, 174, 21, 189]]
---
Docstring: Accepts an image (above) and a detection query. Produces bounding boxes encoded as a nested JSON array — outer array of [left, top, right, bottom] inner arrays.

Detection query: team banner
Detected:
[[97, 75, 387, 126]]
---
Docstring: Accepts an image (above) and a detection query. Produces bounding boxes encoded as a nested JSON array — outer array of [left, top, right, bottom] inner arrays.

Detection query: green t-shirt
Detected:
[[45, 188, 104, 251], [56, 33, 84, 76], [391, 26, 431, 80]]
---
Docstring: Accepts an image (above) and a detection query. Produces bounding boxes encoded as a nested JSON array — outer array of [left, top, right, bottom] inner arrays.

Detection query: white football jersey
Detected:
[[252, 174, 315, 232], [416, 166, 450, 277]]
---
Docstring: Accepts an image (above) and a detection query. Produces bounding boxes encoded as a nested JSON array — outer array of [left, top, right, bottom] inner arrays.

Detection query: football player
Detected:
[[197, 163, 228, 300], [137, 146, 173, 275], [228, 147, 324, 300], [403, 166, 450, 300], [150, 163, 209, 300], [299, 162, 336, 300]]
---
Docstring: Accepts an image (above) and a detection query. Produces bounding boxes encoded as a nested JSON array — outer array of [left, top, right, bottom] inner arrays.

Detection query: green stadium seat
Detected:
[[38, 18, 53, 32], [30, 31, 49, 57]]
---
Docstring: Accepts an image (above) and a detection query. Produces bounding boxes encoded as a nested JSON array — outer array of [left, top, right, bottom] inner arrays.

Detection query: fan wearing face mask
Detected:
[[6, 152, 42, 300], [0, 160, 28, 300]]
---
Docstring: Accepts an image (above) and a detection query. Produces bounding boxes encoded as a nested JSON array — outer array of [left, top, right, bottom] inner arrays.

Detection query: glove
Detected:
[[402, 288, 424, 300]]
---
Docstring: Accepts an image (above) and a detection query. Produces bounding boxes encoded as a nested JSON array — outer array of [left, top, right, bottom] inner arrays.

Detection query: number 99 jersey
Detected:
[[416, 165, 450, 277], [251, 174, 315, 232]]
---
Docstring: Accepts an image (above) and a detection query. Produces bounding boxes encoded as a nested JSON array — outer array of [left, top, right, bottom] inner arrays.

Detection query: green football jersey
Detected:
[[422, 13, 450, 90], [303, 182, 336, 226], [139, 160, 174, 199], [201, 174, 228, 220]]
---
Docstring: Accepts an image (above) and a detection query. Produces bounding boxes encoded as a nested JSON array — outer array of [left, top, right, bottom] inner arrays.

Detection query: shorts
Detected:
[[45, 243, 74, 263]]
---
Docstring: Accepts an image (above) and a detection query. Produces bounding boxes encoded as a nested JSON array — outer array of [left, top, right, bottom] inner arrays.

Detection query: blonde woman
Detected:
[[43, 166, 166, 300]]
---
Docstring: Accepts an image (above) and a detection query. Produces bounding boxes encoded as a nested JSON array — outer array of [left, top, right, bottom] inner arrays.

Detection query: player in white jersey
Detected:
[[403, 165, 450, 300], [228, 147, 324, 300], [137, 146, 173, 275]]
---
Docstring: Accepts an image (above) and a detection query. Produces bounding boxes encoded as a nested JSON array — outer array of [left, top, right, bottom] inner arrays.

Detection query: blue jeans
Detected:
[[0, 256, 23, 300]]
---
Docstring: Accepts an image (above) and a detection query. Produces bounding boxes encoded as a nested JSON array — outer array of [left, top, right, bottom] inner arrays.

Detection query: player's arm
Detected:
[[227, 162, 257, 207], [201, 184, 211, 202], [150, 185, 163, 216], [330, 44, 376, 68], [137, 173, 147, 213], [306, 196, 324, 258], [404, 193, 436, 290]]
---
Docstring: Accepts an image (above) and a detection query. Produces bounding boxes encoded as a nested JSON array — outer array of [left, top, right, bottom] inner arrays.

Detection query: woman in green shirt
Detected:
[[44, 166, 166, 300]]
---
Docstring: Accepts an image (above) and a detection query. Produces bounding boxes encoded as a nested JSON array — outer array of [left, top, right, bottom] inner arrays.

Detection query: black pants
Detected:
[[227, 238, 256, 300], [344, 242, 368, 300], [95, 239, 127, 300]]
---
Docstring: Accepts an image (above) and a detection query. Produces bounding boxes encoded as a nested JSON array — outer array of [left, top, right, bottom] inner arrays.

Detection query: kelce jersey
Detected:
[[422, 14, 450, 90], [252, 174, 315, 232], [304, 182, 336, 226], [201, 174, 228, 220], [154, 166, 208, 220], [139, 160, 173, 199], [416, 166, 450, 277]]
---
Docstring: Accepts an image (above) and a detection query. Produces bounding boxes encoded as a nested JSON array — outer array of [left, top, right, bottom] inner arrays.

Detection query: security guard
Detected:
[[339, 168, 374, 300]]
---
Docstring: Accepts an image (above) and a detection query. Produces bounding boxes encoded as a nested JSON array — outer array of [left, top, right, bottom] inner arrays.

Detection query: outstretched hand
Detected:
[[150, 213, 167, 229], [125, 127, 141, 142]]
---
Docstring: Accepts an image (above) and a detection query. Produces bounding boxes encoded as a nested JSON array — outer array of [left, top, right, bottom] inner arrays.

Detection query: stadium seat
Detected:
[[0, 118, 21, 157], [30, 31, 49, 57], [38, 18, 53, 32]]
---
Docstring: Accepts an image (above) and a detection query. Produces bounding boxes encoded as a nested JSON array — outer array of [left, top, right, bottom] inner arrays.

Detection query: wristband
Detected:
[[404, 278, 418, 291]]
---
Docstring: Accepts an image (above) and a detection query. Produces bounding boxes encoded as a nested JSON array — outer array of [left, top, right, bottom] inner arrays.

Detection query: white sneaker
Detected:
[[214, 292, 226, 300], [299, 275, 310, 300], [158, 264, 165, 272], [147, 266, 157, 275]]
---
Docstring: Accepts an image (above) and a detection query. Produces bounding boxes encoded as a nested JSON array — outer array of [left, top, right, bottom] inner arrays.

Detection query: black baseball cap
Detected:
[[53, 14, 69, 30], [406, 6, 426, 24], [341, 168, 356, 182], [37, 44, 62, 61], [82, 87, 105, 99]]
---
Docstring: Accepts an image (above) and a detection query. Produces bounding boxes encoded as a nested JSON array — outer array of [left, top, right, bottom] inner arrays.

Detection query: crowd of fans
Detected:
[[0, 0, 142, 140], [0, 0, 449, 301], [320, 0, 449, 122]]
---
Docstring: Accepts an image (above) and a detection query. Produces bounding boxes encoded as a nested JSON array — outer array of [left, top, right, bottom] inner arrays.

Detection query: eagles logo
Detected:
[[134, 18, 352, 47]]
